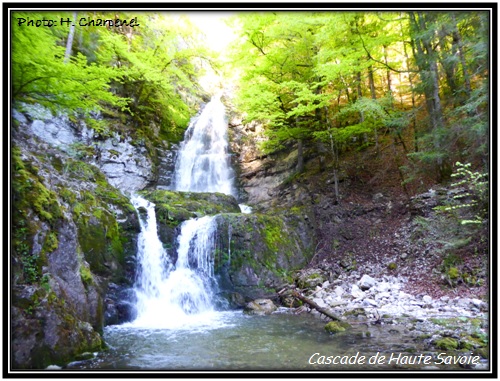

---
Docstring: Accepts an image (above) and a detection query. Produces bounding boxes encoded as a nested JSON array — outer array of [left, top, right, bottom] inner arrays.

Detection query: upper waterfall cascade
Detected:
[[173, 94, 236, 197]]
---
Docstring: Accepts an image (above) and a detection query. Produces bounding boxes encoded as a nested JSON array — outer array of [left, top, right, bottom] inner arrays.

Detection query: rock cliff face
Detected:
[[11, 108, 145, 368], [228, 117, 298, 209], [14, 104, 168, 193]]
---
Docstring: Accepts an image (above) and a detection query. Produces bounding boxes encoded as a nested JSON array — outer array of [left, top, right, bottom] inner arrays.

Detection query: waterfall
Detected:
[[173, 94, 236, 197], [130, 195, 220, 329], [128, 95, 238, 329]]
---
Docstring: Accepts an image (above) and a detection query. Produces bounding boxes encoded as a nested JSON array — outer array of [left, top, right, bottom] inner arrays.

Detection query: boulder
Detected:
[[243, 299, 277, 315], [296, 269, 327, 289], [358, 274, 377, 291]]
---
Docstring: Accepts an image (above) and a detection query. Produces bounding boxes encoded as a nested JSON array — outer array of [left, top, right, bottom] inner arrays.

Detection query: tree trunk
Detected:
[[410, 11, 446, 180], [292, 291, 345, 322], [383, 45, 392, 95], [297, 138, 304, 174], [324, 107, 340, 204], [403, 37, 419, 152], [450, 12, 472, 101], [64, 12, 78, 64], [367, 66, 379, 154]]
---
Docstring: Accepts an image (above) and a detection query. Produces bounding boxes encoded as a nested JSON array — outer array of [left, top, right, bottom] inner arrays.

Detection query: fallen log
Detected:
[[292, 290, 345, 322]]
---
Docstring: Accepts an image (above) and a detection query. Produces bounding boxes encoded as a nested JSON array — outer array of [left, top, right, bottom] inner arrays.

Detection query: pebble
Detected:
[[334, 286, 344, 297], [358, 274, 377, 290], [351, 284, 365, 299]]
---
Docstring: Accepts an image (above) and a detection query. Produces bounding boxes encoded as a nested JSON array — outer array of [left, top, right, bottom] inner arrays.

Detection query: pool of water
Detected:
[[67, 311, 467, 371]]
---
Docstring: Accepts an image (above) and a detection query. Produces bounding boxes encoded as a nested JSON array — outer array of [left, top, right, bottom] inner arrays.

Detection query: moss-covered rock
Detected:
[[140, 189, 240, 226], [214, 207, 316, 299], [11, 139, 139, 369], [325, 321, 351, 334], [435, 337, 459, 351]]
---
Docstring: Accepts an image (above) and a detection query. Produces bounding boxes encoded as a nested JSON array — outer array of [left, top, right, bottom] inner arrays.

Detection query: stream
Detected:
[[68, 311, 461, 371]]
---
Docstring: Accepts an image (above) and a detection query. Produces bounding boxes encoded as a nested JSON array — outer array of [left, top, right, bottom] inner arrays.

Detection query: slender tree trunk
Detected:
[[383, 45, 392, 95], [404, 39, 419, 152], [367, 66, 379, 154], [450, 12, 472, 101], [64, 12, 78, 63], [297, 138, 304, 174], [368, 66, 376, 99], [391, 135, 410, 197], [356, 71, 363, 100], [410, 11, 446, 180], [438, 26, 459, 104], [324, 107, 340, 204]]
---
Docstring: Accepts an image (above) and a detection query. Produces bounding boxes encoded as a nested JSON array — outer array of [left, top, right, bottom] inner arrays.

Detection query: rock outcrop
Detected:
[[11, 109, 141, 368], [14, 104, 163, 193]]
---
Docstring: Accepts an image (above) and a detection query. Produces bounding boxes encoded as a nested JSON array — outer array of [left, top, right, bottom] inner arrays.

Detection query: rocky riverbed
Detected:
[[245, 269, 490, 371]]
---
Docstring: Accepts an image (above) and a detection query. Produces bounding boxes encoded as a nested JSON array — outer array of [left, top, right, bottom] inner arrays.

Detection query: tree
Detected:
[[229, 11, 489, 198], [12, 12, 127, 116], [12, 11, 212, 141], [230, 13, 321, 170]]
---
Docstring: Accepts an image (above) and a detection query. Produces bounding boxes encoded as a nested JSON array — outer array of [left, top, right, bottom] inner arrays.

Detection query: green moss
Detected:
[[107, 149, 121, 157], [459, 335, 486, 350], [79, 265, 93, 287], [51, 156, 64, 172], [261, 217, 287, 254], [388, 262, 397, 270], [430, 318, 451, 327], [448, 267, 459, 279], [435, 337, 459, 350], [325, 321, 350, 334], [476, 347, 489, 359], [42, 232, 58, 254], [59, 187, 77, 204], [140, 190, 240, 230], [12, 147, 62, 226]]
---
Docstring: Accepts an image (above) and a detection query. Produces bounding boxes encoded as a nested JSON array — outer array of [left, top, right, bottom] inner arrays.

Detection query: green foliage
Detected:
[[12, 11, 210, 145], [434, 162, 488, 225], [12, 12, 128, 114], [79, 264, 93, 287], [230, 11, 489, 191]]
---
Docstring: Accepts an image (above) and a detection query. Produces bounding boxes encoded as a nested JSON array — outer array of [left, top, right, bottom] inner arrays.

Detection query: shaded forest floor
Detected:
[[288, 143, 489, 302]]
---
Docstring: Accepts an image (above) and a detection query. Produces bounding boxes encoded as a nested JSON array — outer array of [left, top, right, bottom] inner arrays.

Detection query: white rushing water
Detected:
[[129, 195, 222, 329], [127, 95, 241, 330], [173, 94, 236, 196]]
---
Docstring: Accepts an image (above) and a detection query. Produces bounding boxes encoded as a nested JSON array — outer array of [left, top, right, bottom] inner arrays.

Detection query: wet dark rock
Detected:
[[12, 108, 140, 368], [214, 209, 316, 299], [243, 299, 277, 315]]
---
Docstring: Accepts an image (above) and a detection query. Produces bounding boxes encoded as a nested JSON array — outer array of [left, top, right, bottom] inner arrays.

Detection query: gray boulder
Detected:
[[243, 299, 277, 315]]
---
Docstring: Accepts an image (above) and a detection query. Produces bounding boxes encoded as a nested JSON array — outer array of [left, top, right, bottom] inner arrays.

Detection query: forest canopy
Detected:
[[228, 11, 489, 194], [11, 10, 490, 190], [11, 11, 214, 141]]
